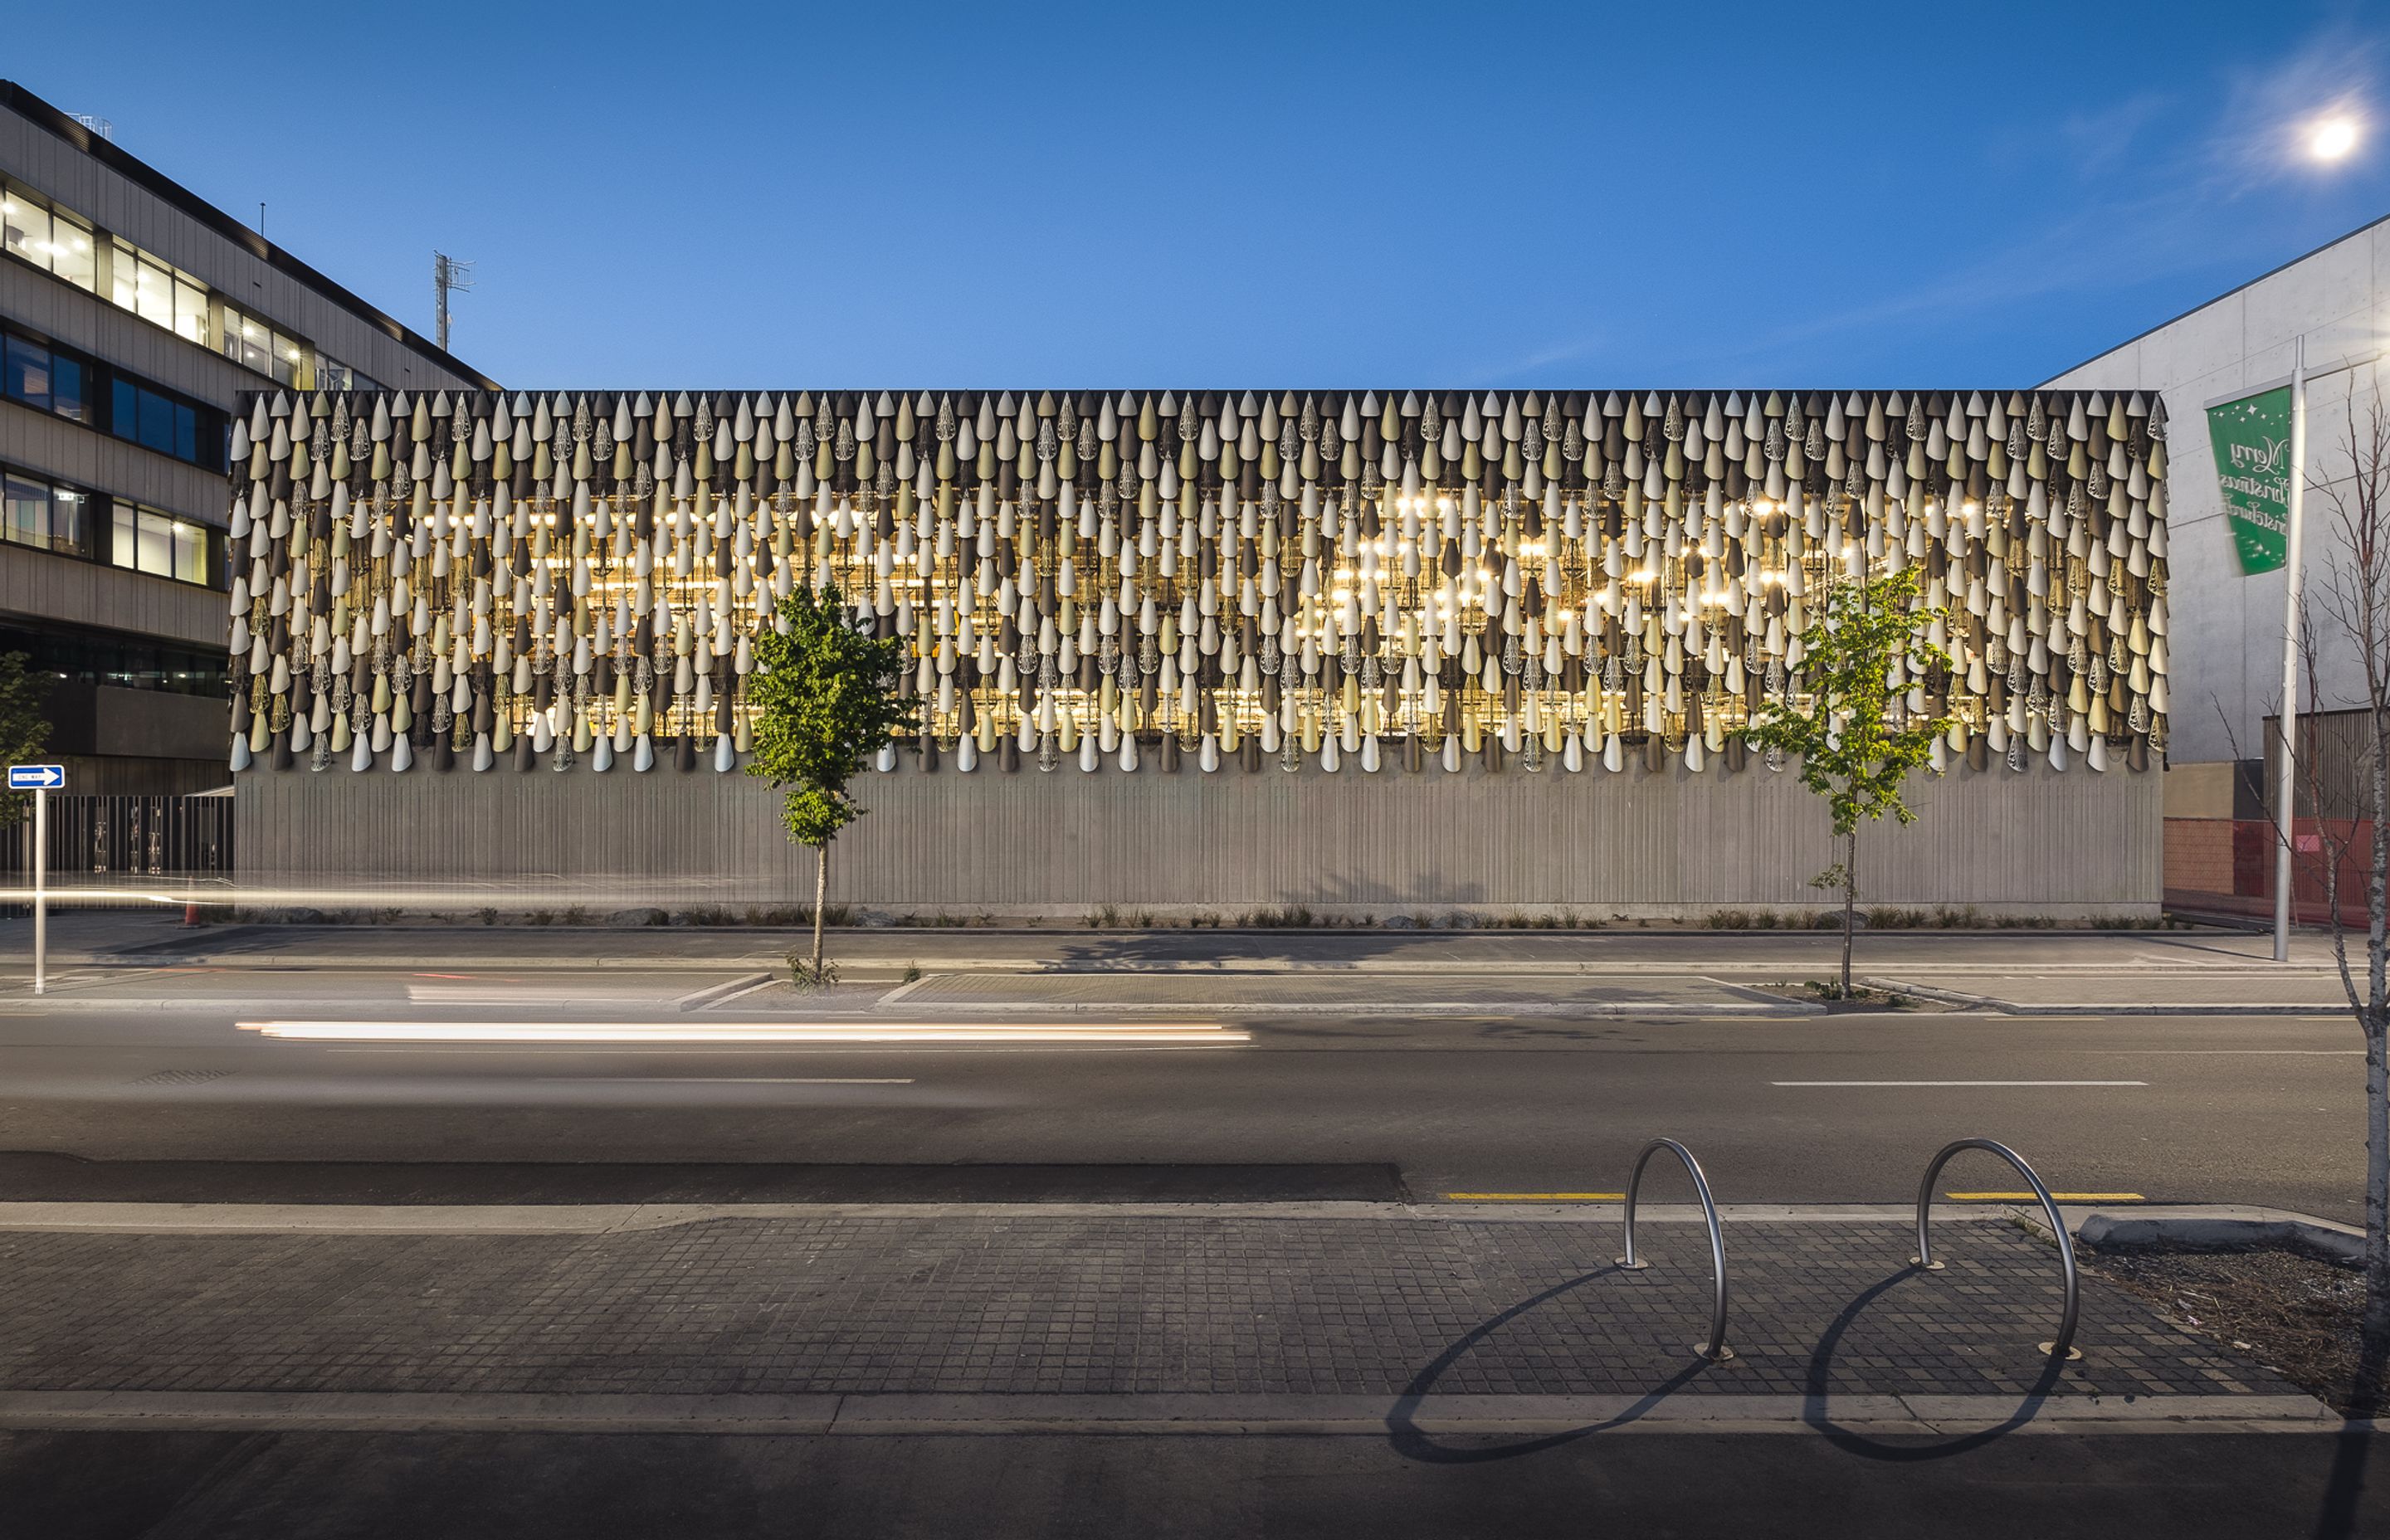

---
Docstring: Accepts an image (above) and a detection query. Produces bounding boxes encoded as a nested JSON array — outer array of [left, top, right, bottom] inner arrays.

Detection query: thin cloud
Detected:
[[1671, 26, 2385, 381], [1468, 331, 1610, 387], [2061, 90, 2173, 178], [2196, 27, 2380, 189]]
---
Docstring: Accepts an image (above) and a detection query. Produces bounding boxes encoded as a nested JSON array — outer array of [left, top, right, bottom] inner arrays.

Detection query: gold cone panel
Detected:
[[225, 387, 2168, 778]]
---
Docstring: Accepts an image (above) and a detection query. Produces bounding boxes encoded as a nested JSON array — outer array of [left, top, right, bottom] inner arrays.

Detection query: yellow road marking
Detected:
[[1945, 1192, 2144, 1202], [1445, 1192, 1627, 1201]]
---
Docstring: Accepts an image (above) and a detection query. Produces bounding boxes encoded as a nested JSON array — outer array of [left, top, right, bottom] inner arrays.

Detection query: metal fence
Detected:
[[0, 793, 233, 892]]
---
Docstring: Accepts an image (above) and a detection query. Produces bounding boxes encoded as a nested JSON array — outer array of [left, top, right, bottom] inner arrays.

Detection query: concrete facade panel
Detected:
[[0, 542, 222, 646], [41, 680, 227, 761], [0, 397, 222, 517], [232, 761, 2161, 919]]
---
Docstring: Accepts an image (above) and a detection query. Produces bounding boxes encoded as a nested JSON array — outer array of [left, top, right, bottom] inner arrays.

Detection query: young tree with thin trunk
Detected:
[[744, 586, 914, 986], [0, 651, 51, 831], [1742, 568, 1952, 997], [2292, 383, 2390, 1388]]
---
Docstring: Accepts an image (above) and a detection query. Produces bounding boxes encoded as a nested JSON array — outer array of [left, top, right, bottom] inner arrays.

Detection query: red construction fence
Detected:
[[2164, 816, 2382, 927]]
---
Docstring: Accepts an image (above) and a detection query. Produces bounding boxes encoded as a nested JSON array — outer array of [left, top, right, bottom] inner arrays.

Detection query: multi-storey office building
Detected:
[[0, 80, 492, 793]]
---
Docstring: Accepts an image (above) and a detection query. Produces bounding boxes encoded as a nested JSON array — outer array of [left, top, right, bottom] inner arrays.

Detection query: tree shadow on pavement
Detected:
[[2312, 1330, 2388, 1540], [1383, 1265, 1715, 1464]]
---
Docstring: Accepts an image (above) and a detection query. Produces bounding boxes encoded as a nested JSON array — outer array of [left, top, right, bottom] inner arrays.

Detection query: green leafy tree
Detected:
[[1743, 569, 1952, 997], [744, 586, 915, 985], [0, 651, 52, 831]]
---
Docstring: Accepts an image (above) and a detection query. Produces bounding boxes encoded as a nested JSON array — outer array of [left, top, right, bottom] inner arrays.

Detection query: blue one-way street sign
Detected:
[[7, 764, 63, 791]]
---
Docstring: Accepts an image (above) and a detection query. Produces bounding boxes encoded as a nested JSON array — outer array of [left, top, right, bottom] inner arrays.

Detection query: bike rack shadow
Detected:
[[1796, 1269, 2072, 1460], [1387, 1137, 1734, 1462], [1389, 1134, 2092, 1465], [1383, 1265, 1715, 1464], [1805, 1137, 2085, 1459]]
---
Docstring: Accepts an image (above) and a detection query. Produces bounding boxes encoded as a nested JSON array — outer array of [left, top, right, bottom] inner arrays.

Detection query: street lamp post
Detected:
[[2269, 109, 2365, 962], [2276, 338, 2309, 962]]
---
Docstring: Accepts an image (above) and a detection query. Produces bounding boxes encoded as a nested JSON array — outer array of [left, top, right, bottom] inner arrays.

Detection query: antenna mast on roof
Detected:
[[432, 251, 475, 353]]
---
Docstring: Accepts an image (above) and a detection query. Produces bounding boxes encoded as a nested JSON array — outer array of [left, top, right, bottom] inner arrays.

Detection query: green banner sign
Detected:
[[2206, 385, 2293, 575]]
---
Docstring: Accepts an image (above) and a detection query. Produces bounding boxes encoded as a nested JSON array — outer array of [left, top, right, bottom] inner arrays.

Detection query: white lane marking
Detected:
[[531, 1076, 914, 1084], [2131, 1049, 2361, 1055], [1770, 1079, 2148, 1087], [672, 973, 775, 1012], [241, 1020, 1249, 1045], [700, 976, 781, 1009]]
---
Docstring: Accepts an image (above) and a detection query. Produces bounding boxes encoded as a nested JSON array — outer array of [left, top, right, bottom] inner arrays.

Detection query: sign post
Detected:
[[2278, 344, 2310, 965], [9, 764, 63, 995], [2207, 348, 2389, 962], [2209, 360, 2308, 962]]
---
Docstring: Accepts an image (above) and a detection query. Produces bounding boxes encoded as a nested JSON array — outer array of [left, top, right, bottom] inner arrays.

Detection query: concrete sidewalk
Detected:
[[0, 1200, 2368, 1539], [0, 910, 2303, 971], [0, 1203, 2322, 1418], [1869, 969, 2358, 1014], [0, 911, 2362, 1016], [10, 1422, 2379, 1539]]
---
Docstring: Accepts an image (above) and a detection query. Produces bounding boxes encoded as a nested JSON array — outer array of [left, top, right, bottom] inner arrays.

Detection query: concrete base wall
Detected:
[[232, 758, 2163, 920]]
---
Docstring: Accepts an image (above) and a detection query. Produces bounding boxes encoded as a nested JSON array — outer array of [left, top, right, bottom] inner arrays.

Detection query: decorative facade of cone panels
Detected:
[[224, 387, 2169, 782]]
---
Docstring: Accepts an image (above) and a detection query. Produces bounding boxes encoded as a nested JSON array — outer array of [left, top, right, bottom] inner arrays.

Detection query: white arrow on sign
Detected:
[[7, 764, 63, 790]]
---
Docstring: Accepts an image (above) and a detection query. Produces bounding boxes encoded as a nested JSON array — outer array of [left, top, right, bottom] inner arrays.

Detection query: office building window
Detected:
[[4, 331, 85, 422], [312, 353, 380, 393], [5, 182, 338, 392], [110, 500, 212, 587], [54, 352, 84, 422], [2, 473, 92, 558], [0, 183, 97, 292], [222, 303, 307, 386], [2, 334, 48, 408], [110, 378, 200, 462], [0, 623, 229, 699], [1, 320, 219, 467], [109, 237, 208, 346]]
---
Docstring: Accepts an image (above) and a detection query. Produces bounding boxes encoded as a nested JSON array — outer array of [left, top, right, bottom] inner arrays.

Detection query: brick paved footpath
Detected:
[[0, 1212, 2301, 1404]]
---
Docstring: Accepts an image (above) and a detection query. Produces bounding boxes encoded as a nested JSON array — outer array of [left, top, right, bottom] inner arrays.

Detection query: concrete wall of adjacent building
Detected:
[[2, 87, 487, 797], [233, 760, 2161, 919], [0, 100, 485, 415], [2044, 214, 2390, 767], [41, 680, 223, 759], [0, 399, 223, 524], [0, 544, 220, 648], [2, 98, 484, 582]]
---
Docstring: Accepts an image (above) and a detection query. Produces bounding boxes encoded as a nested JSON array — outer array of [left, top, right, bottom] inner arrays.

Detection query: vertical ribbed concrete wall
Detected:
[[233, 763, 2160, 919]]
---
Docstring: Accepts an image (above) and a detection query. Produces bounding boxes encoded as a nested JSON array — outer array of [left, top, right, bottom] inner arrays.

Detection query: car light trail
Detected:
[[238, 1020, 1249, 1045]]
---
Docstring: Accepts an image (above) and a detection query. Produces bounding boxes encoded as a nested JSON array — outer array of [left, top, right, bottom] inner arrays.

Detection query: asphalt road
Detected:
[[0, 966, 2365, 1220]]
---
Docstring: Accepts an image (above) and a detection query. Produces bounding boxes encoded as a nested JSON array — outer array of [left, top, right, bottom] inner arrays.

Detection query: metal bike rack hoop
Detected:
[[1911, 1138, 2081, 1362], [1616, 1137, 1733, 1362]]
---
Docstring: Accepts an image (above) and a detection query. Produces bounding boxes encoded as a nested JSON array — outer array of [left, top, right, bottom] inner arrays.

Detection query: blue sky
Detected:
[[12, 1, 2390, 388]]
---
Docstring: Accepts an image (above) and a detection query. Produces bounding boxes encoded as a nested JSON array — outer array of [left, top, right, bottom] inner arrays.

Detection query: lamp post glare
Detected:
[[2308, 114, 2362, 163]]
